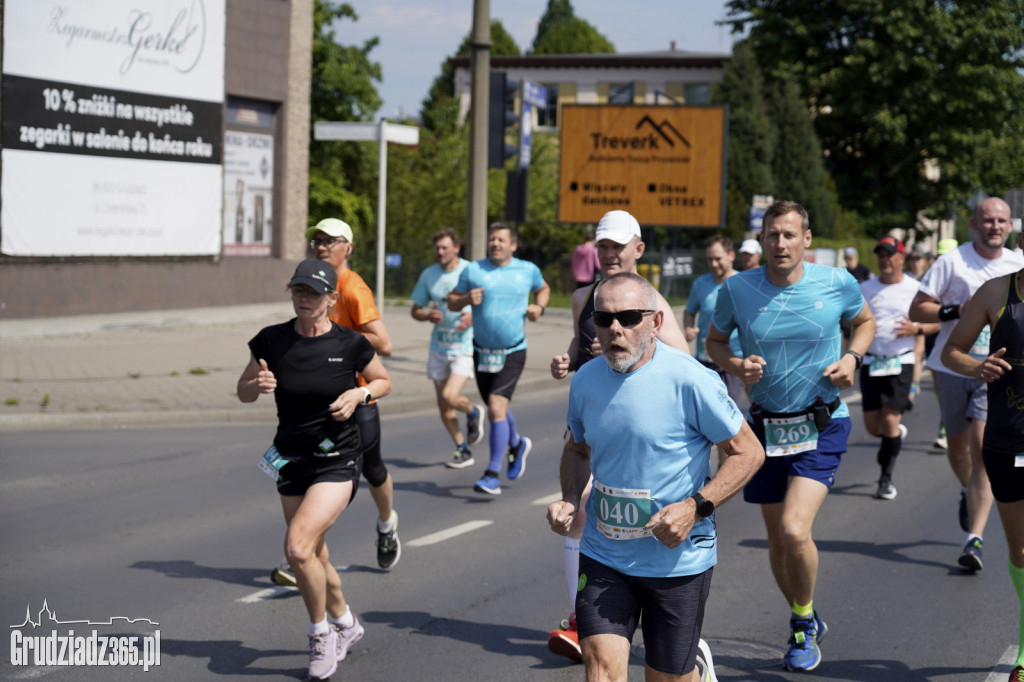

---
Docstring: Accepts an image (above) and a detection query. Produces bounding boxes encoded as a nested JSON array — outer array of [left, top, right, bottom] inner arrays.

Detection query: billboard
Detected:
[[558, 105, 726, 227], [1, 0, 225, 256]]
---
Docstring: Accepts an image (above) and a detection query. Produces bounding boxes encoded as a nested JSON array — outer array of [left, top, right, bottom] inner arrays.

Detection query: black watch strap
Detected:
[[844, 350, 863, 369], [691, 492, 715, 518]]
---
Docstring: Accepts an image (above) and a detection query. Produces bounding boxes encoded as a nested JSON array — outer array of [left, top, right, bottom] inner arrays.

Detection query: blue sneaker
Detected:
[[507, 436, 532, 480], [783, 615, 821, 671], [813, 610, 828, 644], [473, 472, 501, 496]]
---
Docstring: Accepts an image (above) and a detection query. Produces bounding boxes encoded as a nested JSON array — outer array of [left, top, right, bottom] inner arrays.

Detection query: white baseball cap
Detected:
[[739, 238, 762, 255], [595, 211, 641, 245], [305, 218, 354, 243]]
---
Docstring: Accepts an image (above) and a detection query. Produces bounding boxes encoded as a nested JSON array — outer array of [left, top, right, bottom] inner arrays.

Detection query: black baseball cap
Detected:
[[288, 259, 337, 294]]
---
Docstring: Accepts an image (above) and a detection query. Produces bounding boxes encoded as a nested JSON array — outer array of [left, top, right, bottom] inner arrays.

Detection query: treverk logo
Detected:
[[9, 599, 161, 671], [590, 115, 692, 151]]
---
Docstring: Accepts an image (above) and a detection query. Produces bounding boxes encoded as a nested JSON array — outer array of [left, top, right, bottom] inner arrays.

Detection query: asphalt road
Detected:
[[0, 382, 1019, 681]]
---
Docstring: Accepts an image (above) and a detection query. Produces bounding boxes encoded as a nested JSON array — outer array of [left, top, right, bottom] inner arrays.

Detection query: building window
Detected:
[[537, 83, 559, 127], [608, 83, 635, 104], [684, 83, 711, 104]]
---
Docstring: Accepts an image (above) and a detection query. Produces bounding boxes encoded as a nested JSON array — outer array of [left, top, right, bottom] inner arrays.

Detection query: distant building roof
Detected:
[[450, 50, 729, 70]]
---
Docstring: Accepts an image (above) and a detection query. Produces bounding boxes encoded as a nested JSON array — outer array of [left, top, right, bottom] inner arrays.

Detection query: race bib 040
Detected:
[[592, 479, 653, 540]]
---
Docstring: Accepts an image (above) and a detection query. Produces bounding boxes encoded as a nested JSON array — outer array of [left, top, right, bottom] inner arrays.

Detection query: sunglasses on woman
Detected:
[[592, 309, 656, 328]]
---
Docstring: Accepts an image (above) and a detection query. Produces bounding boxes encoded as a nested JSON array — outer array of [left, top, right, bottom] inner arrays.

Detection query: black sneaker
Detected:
[[874, 479, 897, 500], [958, 537, 983, 571], [376, 511, 401, 570], [445, 448, 475, 469], [466, 404, 485, 447]]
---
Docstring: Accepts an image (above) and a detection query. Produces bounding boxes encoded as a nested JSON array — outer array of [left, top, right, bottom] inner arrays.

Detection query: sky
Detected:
[[338, 1, 741, 120]]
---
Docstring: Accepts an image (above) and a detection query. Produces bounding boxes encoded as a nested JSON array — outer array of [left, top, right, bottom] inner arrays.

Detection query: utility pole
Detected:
[[466, 0, 490, 260]]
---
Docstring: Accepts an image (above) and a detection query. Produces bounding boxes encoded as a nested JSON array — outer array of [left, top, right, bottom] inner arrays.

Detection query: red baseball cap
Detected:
[[874, 236, 905, 255]]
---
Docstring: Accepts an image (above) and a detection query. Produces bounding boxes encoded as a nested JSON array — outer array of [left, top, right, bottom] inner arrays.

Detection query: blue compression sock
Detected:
[[488, 420, 510, 472]]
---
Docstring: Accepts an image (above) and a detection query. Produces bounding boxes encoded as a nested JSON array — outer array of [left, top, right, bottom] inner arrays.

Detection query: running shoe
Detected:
[[958, 537, 983, 572], [507, 436, 532, 480], [934, 429, 948, 450], [473, 472, 502, 495], [813, 610, 828, 644], [376, 510, 401, 570], [307, 628, 338, 681], [897, 423, 908, 440], [875, 479, 897, 500], [547, 612, 582, 662], [333, 613, 364, 662], [696, 638, 719, 682], [466, 404, 486, 446], [445, 448, 475, 469], [782, 614, 821, 671], [959, 490, 970, 532], [270, 561, 296, 587], [1009, 665, 1024, 682]]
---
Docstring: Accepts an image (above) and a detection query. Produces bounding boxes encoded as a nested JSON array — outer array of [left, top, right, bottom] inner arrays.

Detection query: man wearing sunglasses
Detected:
[[707, 200, 875, 672], [448, 222, 550, 496], [300, 217, 401, 573], [547, 209, 688, 663], [547, 272, 764, 682]]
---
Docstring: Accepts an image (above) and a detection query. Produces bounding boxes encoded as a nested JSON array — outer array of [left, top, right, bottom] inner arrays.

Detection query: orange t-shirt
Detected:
[[329, 268, 381, 392], [330, 268, 381, 330]]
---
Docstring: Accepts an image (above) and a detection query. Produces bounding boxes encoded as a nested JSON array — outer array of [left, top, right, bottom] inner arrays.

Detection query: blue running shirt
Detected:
[[455, 257, 544, 351], [686, 272, 742, 361], [568, 342, 743, 577], [410, 259, 474, 356], [711, 262, 865, 417]]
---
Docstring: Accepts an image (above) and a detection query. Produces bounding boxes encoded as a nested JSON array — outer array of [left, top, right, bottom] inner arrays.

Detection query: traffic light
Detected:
[[487, 71, 518, 169]]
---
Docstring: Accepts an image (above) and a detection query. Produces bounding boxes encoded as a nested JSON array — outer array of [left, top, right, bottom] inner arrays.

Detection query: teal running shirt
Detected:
[[410, 259, 474, 356], [455, 257, 544, 351], [711, 262, 865, 417]]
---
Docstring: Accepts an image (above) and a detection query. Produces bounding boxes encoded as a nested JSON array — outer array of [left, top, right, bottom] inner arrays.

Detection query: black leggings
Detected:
[[353, 402, 388, 487]]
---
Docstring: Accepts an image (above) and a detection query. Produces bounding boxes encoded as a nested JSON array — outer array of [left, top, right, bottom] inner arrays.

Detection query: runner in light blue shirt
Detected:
[[448, 223, 550, 496], [547, 272, 764, 680], [684, 235, 745, 408], [706, 200, 875, 672], [410, 228, 484, 470]]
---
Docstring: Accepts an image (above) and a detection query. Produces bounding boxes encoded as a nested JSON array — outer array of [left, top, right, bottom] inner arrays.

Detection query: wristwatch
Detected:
[[360, 387, 372, 405], [844, 350, 863, 369], [691, 492, 715, 519]]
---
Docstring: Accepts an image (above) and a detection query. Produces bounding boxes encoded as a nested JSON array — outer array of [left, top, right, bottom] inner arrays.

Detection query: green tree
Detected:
[[532, 17, 615, 55], [711, 41, 775, 240], [767, 75, 839, 236], [531, 0, 576, 52], [723, 0, 1024, 232], [420, 20, 520, 131], [308, 0, 382, 264]]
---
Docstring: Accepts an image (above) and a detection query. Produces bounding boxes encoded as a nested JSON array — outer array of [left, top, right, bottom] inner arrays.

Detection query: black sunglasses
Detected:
[[592, 309, 656, 328]]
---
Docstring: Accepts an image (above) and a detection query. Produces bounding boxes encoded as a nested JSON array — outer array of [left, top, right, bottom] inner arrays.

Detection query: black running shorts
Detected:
[[575, 553, 712, 675]]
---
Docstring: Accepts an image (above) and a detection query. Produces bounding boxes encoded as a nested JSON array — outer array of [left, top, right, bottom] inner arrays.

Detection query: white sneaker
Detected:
[[897, 423, 908, 440], [696, 638, 718, 682], [307, 628, 338, 680]]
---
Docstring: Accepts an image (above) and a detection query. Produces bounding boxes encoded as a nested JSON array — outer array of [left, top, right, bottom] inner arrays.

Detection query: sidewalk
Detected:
[[0, 302, 575, 432]]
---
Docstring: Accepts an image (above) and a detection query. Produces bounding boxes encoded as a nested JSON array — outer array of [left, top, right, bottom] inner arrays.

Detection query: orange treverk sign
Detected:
[[558, 105, 727, 227]]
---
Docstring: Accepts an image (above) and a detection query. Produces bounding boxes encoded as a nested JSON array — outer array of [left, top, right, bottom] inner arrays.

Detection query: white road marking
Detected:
[[407, 520, 492, 547], [532, 492, 563, 506], [237, 585, 298, 603], [983, 645, 1018, 682]]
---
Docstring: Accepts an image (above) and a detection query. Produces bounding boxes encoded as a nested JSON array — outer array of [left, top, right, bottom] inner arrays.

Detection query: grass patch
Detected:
[[40, 394, 50, 408], [188, 367, 209, 375], [4, 398, 20, 406], [170, 370, 180, 377]]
